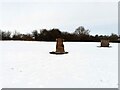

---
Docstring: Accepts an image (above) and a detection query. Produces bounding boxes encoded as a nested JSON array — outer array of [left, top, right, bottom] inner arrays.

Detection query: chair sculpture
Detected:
[[100, 40, 110, 47], [50, 38, 68, 54]]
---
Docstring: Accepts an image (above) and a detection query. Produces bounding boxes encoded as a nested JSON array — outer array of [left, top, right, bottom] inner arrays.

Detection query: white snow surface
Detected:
[[0, 41, 118, 88]]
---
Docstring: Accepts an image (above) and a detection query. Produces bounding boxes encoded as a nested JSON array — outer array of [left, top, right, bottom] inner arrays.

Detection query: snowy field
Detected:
[[0, 41, 118, 88]]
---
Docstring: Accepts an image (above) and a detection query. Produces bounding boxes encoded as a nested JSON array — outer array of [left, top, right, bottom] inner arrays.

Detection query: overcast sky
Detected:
[[0, 0, 118, 35]]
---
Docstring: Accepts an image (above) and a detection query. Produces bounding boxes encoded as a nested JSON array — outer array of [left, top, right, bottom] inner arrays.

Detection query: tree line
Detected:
[[0, 26, 120, 42]]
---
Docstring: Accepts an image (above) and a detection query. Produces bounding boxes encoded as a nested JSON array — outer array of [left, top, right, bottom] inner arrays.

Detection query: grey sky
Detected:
[[0, 1, 118, 35]]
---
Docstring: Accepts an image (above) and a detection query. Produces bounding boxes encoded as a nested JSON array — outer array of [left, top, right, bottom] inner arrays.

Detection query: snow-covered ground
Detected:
[[0, 41, 118, 88]]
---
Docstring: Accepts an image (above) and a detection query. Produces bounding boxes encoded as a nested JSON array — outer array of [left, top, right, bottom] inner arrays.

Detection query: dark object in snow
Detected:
[[50, 38, 68, 54], [49, 51, 68, 54], [97, 46, 112, 48], [100, 40, 110, 47], [11, 68, 14, 70], [20, 70, 22, 72]]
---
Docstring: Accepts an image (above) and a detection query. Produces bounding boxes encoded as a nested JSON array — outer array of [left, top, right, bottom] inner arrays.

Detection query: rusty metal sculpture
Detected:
[[50, 38, 68, 54], [101, 40, 110, 47]]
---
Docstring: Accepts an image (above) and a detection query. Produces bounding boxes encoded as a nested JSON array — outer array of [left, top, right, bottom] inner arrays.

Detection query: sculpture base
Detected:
[[97, 46, 112, 48], [49, 51, 68, 55]]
